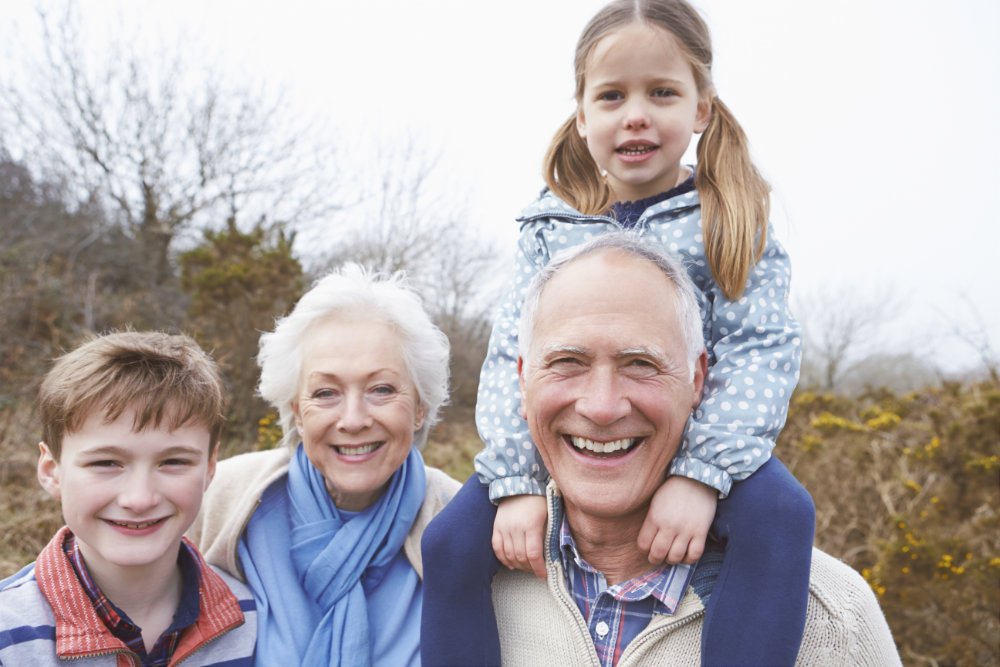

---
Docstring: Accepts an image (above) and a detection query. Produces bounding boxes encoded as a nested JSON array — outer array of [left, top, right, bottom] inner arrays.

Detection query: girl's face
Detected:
[[576, 22, 711, 203]]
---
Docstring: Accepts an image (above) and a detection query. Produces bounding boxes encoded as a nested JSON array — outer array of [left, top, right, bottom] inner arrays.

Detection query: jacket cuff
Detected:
[[488, 475, 548, 504], [669, 457, 733, 498]]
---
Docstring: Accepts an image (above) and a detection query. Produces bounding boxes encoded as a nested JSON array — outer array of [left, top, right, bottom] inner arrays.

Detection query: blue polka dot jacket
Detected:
[[473, 184, 802, 501]]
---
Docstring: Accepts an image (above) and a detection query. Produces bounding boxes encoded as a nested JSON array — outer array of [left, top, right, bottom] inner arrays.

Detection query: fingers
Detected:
[[525, 530, 547, 581]]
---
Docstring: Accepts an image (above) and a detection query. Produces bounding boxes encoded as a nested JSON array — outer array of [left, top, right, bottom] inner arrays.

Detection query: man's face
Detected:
[[519, 249, 705, 525]]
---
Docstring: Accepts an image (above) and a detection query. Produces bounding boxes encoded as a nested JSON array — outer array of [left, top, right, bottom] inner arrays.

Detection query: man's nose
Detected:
[[575, 368, 630, 425]]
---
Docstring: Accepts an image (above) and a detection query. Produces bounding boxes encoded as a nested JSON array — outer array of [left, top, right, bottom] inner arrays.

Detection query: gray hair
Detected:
[[257, 263, 450, 450], [518, 232, 704, 378]]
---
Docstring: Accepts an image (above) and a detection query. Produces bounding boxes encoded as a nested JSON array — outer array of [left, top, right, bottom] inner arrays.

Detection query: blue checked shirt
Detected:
[[64, 534, 202, 667], [559, 514, 695, 667]]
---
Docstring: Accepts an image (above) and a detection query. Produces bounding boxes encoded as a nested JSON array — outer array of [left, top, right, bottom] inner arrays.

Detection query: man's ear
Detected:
[[691, 349, 708, 408], [37, 442, 61, 500], [517, 357, 528, 419]]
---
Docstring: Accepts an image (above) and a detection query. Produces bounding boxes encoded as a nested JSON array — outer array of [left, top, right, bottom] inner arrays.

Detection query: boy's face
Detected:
[[37, 407, 216, 582]]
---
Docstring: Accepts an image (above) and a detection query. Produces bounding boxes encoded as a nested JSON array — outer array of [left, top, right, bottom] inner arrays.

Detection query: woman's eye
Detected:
[[312, 388, 337, 399], [372, 385, 396, 396]]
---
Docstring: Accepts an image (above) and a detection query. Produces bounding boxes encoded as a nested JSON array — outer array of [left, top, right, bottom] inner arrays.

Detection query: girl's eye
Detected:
[[652, 88, 676, 98], [597, 91, 623, 102]]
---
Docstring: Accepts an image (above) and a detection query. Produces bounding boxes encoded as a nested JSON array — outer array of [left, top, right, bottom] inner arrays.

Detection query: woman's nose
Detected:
[[337, 393, 373, 432]]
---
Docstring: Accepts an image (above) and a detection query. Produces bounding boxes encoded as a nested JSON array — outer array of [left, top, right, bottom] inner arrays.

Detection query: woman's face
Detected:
[[291, 315, 425, 511]]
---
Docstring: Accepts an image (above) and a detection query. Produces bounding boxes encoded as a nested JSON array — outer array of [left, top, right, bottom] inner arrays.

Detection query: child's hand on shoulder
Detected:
[[492, 494, 548, 580], [638, 476, 717, 565]]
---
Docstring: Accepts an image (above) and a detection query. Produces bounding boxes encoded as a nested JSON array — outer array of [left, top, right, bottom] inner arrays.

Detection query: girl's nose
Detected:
[[337, 393, 373, 433], [622, 101, 650, 131]]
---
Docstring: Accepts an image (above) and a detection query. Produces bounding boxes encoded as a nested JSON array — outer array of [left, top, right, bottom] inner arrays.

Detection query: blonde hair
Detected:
[[543, 0, 770, 299], [38, 331, 227, 459]]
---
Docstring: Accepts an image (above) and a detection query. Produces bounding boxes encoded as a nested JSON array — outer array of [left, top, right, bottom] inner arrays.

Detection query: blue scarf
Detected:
[[245, 443, 426, 667]]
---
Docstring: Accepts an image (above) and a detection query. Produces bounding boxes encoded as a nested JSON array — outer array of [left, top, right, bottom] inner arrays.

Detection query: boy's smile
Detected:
[[37, 407, 216, 586]]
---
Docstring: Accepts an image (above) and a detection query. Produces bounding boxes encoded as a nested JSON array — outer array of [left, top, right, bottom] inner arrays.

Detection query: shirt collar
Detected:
[[63, 533, 203, 641], [555, 497, 693, 614]]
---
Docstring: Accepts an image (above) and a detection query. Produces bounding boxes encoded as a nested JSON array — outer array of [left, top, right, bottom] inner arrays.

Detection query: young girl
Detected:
[[422, 1, 815, 665]]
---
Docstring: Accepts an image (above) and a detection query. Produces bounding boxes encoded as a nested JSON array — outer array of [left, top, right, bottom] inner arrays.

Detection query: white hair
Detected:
[[257, 263, 450, 450], [518, 232, 705, 378]]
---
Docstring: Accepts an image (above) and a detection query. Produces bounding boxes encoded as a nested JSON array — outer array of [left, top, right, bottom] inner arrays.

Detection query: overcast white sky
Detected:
[[3, 0, 998, 373]]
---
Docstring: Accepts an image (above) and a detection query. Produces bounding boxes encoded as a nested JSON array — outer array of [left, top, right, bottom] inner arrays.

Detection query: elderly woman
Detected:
[[190, 264, 460, 666]]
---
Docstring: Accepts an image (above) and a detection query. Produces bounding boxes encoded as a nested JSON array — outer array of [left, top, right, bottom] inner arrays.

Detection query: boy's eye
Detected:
[[163, 458, 193, 467], [87, 460, 120, 468]]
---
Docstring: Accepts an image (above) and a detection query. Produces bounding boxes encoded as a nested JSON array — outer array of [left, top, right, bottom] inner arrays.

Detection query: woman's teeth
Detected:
[[335, 443, 381, 455], [570, 436, 637, 454]]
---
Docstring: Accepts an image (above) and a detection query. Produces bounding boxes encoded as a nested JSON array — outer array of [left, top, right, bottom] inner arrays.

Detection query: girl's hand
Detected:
[[492, 494, 548, 580], [638, 476, 717, 565]]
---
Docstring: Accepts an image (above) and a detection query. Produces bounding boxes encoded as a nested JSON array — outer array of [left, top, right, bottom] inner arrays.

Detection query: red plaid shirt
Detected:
[[63, 534, 202, 667]]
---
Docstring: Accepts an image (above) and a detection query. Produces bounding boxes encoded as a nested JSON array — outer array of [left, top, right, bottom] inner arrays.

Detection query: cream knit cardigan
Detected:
[[188, 446, 461, 581], [492, 486, 902, 666]]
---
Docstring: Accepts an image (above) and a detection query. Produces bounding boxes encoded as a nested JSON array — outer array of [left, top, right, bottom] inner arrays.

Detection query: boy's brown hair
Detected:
[[38, 331, 227, 459]]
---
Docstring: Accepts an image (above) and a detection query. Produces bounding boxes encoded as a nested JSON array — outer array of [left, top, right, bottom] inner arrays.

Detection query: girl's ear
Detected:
[[576, 107, 588, 140], [695, 95, 712, 134], [37, 442, 61, 500]]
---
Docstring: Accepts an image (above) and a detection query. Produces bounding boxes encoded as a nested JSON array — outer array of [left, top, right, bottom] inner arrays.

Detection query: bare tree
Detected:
[[942, 295, 999, 384], [795, 283, 903, 392], [312, 137, 503, 416], [0, 5, 342, 289]]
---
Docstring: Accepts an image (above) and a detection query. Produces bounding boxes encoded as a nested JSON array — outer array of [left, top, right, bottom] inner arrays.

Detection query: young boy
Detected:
[[0, 331, 257, 666]]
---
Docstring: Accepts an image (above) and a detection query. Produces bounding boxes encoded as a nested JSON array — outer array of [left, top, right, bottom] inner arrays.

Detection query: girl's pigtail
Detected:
[[695, 97, 771, 300], [543, 114, 614, 215]]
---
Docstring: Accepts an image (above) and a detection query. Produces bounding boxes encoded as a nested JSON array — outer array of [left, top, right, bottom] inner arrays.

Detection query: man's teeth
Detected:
[[570, 436, 637, 454], [335, 443, 381, 455]]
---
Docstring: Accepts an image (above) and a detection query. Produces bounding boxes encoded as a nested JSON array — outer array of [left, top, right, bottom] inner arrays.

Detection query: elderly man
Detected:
[[491, 232, 901, 666]]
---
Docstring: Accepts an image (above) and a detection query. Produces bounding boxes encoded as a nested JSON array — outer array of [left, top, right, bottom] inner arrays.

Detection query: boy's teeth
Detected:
[[336, 443, 380, 455], [114, 519, 159, 529], [570, 436, 636, 454]]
